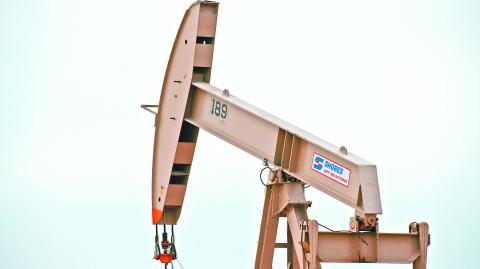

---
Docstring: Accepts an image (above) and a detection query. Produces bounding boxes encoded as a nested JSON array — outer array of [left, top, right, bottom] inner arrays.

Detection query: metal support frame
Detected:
[[254, 171, 429, 269], [144, 1, 430, 268]]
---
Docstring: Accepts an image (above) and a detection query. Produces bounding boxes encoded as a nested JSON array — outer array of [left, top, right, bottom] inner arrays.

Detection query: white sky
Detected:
[[1, 0, 479, 268]]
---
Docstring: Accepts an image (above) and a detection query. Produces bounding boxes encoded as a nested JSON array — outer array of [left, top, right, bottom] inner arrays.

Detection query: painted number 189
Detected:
[[211, 97, 228, 119]]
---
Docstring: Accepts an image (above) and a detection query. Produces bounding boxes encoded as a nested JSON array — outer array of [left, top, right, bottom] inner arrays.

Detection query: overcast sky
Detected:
[[1, 0, 479, 268]]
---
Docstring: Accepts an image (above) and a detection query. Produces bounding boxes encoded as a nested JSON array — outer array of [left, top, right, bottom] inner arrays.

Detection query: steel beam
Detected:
[[254, 184, 279, 269], [257, 181, 428, 269], [185, 82, 382, 217]]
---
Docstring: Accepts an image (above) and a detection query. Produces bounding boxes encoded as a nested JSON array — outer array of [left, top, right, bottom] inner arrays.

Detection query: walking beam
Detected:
[[186, 82, 382, 223]]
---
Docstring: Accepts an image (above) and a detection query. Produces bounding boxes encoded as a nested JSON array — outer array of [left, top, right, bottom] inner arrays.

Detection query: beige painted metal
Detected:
[[254, 177, 429, 269], [186, 82, 382, 221], [145, 1, 430, 268], [150, 1, 218, 225], [254, 185, 279, 269]]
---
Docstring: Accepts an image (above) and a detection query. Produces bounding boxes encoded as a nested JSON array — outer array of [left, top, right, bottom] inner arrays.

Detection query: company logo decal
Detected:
[[311, 152, 350, 187]]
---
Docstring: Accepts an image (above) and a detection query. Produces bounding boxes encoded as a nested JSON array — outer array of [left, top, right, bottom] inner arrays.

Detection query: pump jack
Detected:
[[142, 1, 430, 268]]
